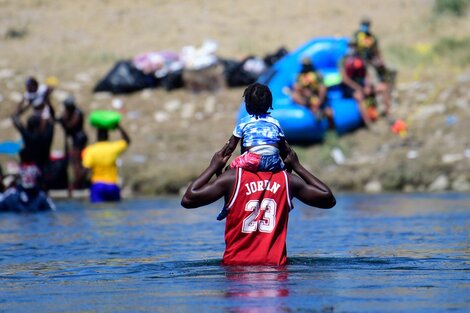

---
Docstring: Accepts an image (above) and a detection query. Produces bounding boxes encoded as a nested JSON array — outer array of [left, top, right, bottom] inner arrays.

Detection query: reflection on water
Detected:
[[0, 193, 468, 312], [225, 266, 289, 299], [224, 266, 290, 313]]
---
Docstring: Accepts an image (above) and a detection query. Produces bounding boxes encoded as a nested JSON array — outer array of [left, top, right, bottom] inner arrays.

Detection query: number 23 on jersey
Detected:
[[242, 198, 277, 233]]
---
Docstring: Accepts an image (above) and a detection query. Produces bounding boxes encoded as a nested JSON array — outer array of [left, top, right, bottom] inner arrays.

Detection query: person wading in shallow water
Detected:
[[82, 124, 130, 203], [216, 83, 288, 221], [18, 77, 56, 131], [181, 143, 335, 266], [12, 110, 54, 174], [58, 96, 88, 190]]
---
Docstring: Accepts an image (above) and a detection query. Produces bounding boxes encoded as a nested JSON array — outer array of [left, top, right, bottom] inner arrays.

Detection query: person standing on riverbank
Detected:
[[181, 143, 335, 265], [82, 124, 131, 202]]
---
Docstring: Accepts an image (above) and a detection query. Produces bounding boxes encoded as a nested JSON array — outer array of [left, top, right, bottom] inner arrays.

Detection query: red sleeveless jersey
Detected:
[[222, 168, 293, 265]]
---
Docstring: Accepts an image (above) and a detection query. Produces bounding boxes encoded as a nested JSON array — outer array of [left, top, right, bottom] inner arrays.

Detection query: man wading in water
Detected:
[[181, 143, 335, 265]]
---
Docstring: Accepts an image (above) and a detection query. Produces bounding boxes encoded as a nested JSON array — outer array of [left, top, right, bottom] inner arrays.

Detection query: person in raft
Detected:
[[216, 82, 288, 220], [82, 124, 131, 202], [291, 58, 335, 129], [339, 40, 375, 127], [181, 142, 335, 266]]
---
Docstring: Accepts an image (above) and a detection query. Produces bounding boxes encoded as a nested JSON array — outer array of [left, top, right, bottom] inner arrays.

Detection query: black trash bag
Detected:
[[222, 56, 265, 87], [93, 60, 159, 94], [263, 46, 289, 67], [159, 69, 184, 91], [221, 59, 239, 78]]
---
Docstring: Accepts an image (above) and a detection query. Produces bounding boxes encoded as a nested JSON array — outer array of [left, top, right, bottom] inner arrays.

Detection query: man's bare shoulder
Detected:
[[219, 167, 237, 181], [285, 171, 303, 192], [216, 168, 239, 196]]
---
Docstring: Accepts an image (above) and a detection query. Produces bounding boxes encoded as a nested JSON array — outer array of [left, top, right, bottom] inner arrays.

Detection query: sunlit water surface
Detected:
[[0, 193, 469, 312]]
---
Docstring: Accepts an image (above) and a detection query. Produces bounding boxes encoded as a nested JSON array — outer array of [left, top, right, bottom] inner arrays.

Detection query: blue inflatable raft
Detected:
[[236, 37, 364, 143]]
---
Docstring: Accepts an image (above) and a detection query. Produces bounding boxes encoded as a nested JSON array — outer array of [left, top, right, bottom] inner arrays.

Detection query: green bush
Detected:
[[434, 37, 470, 66], [387, 36, 470, 68], [387, 45, 435, 67], [434, 0, 470, 16]]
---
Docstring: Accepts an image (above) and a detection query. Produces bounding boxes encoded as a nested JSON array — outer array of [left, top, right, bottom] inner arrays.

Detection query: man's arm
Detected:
[[59, 110, 80, 132], [11, 109, 25, 132], [81, 148, 92, 176], [181, 144, 235, 208], [284, 145, 336, 209], [45, 100, 56, 121], [11, 113, 22, 131], [222, 135, 239, 157], [371, 35, 384, 64], [16, 95, 31, 115], [216, 135, 239, 176], [117, 124, 131, 145]]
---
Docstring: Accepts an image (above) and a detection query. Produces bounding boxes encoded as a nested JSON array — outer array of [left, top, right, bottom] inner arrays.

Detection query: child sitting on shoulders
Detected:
[[18, 77, 55, 131], [217, 82, 287, 220]]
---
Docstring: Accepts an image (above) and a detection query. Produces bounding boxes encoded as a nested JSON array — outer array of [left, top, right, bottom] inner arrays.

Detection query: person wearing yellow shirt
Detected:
[[82, 124, 131, 202]]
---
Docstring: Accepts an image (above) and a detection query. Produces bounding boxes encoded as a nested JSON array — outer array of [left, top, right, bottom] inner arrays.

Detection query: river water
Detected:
[[0, 193, 468, 312]]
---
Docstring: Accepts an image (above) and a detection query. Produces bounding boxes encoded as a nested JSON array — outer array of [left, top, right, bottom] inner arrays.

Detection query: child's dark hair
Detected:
[[25, 77, 38, 89], [243, 83, 273, 117]]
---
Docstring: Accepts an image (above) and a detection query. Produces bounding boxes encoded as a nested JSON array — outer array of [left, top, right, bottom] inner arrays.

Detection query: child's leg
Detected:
[[230, 152, 261, 171], [218, 152, 262, 220], [258, 154, 284, 172], [309, 96, 321, 112], [218, 151, 264, 220]]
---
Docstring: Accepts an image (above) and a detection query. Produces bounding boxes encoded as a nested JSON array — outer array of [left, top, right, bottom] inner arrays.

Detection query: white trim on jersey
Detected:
[[282, 171, 294, 211], [226, 167, 242, 210]]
